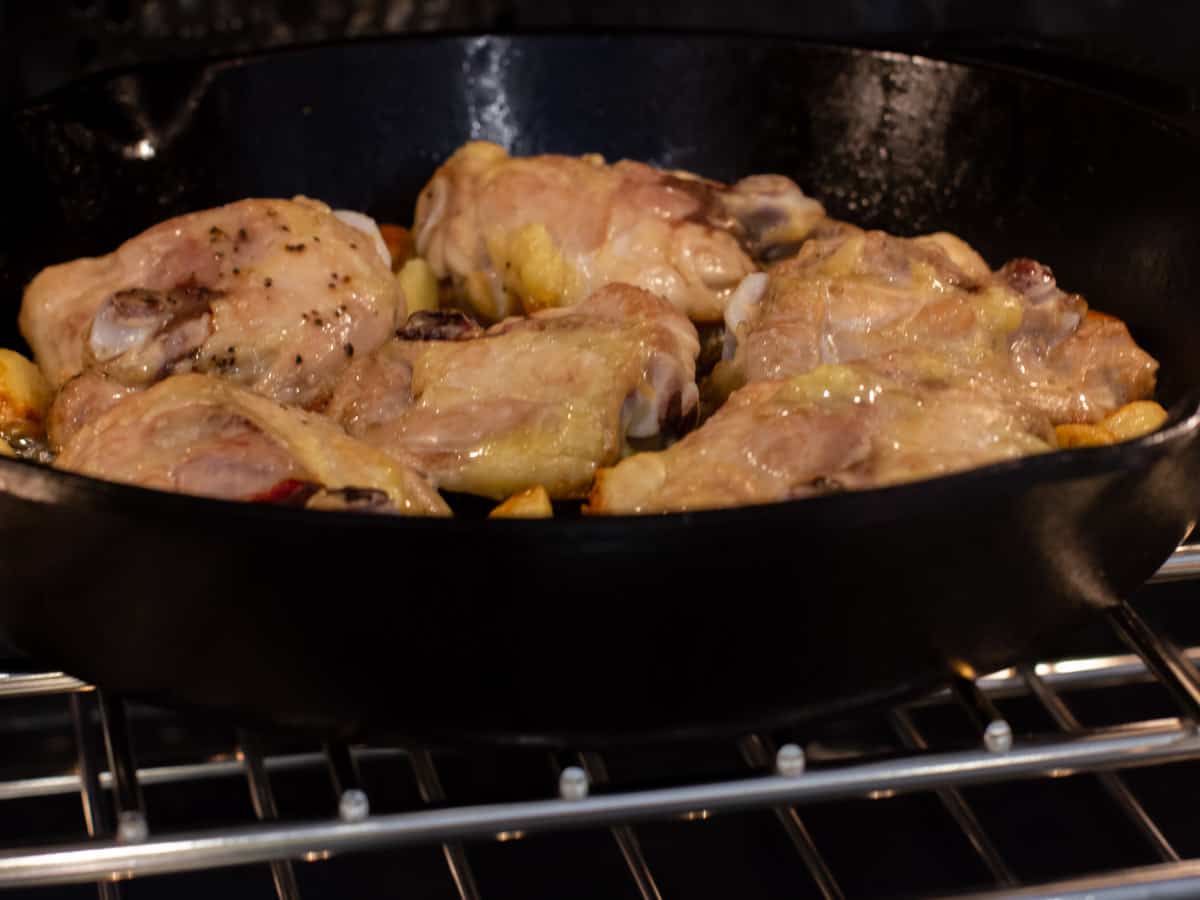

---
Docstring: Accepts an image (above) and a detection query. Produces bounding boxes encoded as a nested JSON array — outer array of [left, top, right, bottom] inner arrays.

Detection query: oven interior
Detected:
[[4, 4, 1200, 899], [1, 571, 1199, 899]]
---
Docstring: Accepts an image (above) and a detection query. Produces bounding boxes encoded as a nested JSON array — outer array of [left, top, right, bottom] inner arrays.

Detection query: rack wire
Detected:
[[2, 548, 1200, 898]]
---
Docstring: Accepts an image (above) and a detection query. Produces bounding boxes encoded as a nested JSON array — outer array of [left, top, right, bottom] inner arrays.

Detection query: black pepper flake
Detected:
[[264, 277, 273, 287], [280, 224, 291, 232], [237, 227, 248, 241], [342, 275, 351, 284], [344, 343, 354, 357], [295, 354, 303, 365], [227, 346, 235, 353], [266, 208, 278, 217], [232, 267, 240, 275], [314, 316, 325, 326], [285, 243, 306, 252], [312, 236, 320, 242], [337, 305, 347, 314], [301, 313, 309, 322], [327, 282, 336, 290], [349, 242, 358, 249], [208, 226, 227, 242]]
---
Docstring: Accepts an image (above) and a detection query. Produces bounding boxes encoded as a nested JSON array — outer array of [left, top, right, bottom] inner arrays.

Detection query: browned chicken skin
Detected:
[[55, 374, 448, 515], [413, 141, 825, 323], [588, 361, 1056, 514], [13, 156, 1162, 518], [717, 224, 1157, 424], [46, 370, 138, 452], [20, 197, 402, 409], [327, 284, 700, 499]]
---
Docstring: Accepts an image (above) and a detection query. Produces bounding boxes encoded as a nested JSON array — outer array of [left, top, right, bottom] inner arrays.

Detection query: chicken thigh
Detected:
[[21, 197, 402, 409], [588, 361, 1055, 514], [413, 141, 825, 323], [56, 374, 448, 515], [327, 284, 700, 499], [717, 224, 1157, 424], [45, 370, 138, 452]]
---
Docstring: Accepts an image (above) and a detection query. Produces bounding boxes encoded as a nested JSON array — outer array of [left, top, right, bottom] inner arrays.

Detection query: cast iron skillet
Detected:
[[1, 34, 1200, 746]]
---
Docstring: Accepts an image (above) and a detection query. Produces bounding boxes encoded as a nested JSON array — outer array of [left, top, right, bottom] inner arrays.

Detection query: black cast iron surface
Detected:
[[0, 35, 1199, 744]]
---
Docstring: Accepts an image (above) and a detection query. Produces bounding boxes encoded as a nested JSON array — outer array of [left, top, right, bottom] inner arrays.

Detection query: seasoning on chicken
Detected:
[[55, 374, 448, 515], [587, 361, 1056, 515], [413, 141, 825, 323], [716, 224, 1158, 424], [327, 284, 700, 499], [20, 197, 403, 409]]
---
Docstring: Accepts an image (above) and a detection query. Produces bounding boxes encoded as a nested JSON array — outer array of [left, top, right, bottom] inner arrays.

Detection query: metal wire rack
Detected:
[[2, 549, 1200, 898]]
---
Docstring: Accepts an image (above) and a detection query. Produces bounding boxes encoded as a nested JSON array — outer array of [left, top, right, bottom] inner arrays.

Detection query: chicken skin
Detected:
[[56, 374, 447, 515], [413, 141, 825, 324], [20, 197, 402, 409], [588, 361, 1055, 514], [717, 224, 1157, 424], [15, 168, 1163, 518], [45, 370, 138, 452], [327, 284, 700, 499]]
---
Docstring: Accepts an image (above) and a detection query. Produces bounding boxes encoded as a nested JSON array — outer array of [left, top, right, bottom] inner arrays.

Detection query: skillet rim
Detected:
[[4, 32, 1199, 530], [1, 388, 1196, 531]]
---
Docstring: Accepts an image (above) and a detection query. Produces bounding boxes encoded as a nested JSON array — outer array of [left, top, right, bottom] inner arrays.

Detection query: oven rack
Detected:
[[1, 548, 1199, 898]]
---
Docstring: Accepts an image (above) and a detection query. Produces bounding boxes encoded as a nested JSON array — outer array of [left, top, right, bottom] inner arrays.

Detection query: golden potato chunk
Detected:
[[1055, 424, 1116, 448], [1055, 400, 1168, 448], [398, 258, 440, 314], [1101, 401, 1168, 441], [0, 349, 52, 438], [488, 485, 554, 519]]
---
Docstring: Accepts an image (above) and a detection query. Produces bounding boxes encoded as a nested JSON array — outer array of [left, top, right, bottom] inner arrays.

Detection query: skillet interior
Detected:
[[1, 35, 1199, 744]]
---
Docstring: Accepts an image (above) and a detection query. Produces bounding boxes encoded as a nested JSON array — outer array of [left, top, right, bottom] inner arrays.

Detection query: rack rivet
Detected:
[[116, 810, 148, 843], [775, 743, 806, 776], [339, 788, 370, 822], [559, 766, 589, 800], [984, 719, 1013, 754]]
